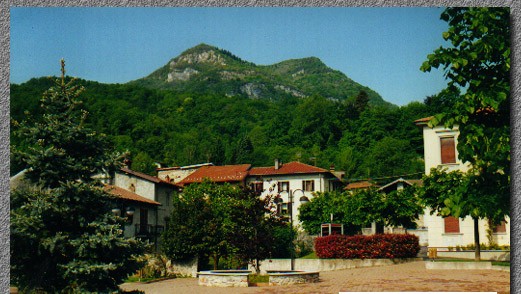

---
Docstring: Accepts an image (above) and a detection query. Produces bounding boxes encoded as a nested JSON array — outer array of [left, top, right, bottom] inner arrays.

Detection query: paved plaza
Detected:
[[119, 260, 510, 294]]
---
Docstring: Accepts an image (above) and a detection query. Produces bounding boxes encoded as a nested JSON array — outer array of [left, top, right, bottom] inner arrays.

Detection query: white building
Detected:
[[113, 167, 179, 243], [246, 160, 343, 228], [415, 117, 510, 248]]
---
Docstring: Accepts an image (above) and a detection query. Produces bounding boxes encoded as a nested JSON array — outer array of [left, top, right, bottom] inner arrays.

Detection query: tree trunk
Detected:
[[473, 217, 481, 261], [213, 254, 219, 270]]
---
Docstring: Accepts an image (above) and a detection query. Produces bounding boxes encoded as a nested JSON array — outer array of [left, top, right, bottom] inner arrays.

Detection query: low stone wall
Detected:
[[435, 250, 510, 261], [250, 258, 420, 274], [268, 271, 319, 286], [198, 270, 251, 287], [426, 261, 492, 270]]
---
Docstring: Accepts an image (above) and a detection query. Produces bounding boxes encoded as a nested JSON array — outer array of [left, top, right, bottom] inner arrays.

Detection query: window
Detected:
[[275, 199, 283, 215], [278, 181, 289, 193], [440, 137, 456, 164], [129, 183, 136, 192], [281, 203, 289, 215], [139, 208, 148, 234], [444, 216, 460, 233], [493, 221, 507, 233], [250, 182, 264, 194], [303, 180, 315, 192]]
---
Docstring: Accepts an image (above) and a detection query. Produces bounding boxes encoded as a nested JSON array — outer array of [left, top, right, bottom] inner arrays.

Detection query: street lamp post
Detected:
[[288, 188, 308, 227], [287, 188, 307, 271]]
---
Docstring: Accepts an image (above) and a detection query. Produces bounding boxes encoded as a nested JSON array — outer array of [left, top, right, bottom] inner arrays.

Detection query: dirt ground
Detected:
[[119, 260, 511, 294]]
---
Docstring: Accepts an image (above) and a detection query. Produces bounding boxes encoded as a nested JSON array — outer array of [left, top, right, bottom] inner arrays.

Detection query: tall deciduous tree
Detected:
[[10, 60, 146, 292], [420, 7, 510, 260], [354, 90, 370, 117], [341, 187, 423, 231], [299, 188, 423, 235], [162, 181, 284, 273]]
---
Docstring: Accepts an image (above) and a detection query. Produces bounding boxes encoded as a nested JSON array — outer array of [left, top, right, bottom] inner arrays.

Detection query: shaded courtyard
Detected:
[[120, 260, 510, 293]]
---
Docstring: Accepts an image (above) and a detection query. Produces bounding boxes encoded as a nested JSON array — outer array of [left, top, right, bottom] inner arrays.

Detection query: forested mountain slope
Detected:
[[11, 44, 444, 179]]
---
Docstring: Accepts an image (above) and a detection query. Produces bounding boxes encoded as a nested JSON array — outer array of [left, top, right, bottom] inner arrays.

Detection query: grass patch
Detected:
[[248, 274, 269, 283], [124, 276, 160, 283], [124, 275, 179, 283], [435, 258, 489, 262], [300, 252, 318, 259], [492, 261, 510, 267]]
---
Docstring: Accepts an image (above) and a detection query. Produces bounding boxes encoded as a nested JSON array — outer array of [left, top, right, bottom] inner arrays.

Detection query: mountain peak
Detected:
[[173, 44, 228, 67], [174, 43, 250, 66], [132, 44, 391, 107]]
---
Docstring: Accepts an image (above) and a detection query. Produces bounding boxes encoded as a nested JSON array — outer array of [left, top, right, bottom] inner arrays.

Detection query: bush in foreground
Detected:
[[315, 234, 420, 259]]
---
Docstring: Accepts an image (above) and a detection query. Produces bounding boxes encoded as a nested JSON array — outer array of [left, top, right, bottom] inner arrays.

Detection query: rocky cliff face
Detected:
[[173, 49, 228, 66]]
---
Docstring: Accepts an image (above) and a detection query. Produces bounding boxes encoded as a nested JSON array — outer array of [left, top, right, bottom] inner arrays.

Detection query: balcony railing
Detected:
[[134, 224, 164, 238]]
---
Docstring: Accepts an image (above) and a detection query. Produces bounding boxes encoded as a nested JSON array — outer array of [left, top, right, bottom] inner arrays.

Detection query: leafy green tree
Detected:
[[418, 168, 503, 260], [360, 137, 423, 178], [423, 89, 462, 116], [342, 187, 423, 231], [299, 192, 334, 235], [298, 191, 358, 235], [270, 224, 297, 258], [299, 188, 423, 235], [131, 151, 157, 175], [289, 95, 342, 149], [227, 189, 284, 274], [354, 90, 370, 116], [162, 181, 282, 273], [380, 187, 425, 229], [232, 135, 254, 164], [420, 7, 510, 260], [162, 181, 234, 268], [10, 60, 146, 292]]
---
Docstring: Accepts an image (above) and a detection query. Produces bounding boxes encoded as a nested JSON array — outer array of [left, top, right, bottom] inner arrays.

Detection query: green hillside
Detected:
[[11, 44, 441, 178]]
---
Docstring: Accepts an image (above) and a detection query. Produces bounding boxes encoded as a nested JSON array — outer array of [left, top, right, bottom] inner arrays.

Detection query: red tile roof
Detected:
[[344, 181, 378, 190], [104, 185, 161, 206], [179, 164, 251, 185], [414, 116, 434, 125], [249, 161, 328, 176]]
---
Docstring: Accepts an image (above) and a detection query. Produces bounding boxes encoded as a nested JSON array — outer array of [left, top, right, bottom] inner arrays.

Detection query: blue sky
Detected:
[[10, 7, 449, 106]]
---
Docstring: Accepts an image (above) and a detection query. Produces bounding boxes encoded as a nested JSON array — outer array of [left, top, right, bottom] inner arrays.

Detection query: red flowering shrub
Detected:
[[314, 234, 420, 259]]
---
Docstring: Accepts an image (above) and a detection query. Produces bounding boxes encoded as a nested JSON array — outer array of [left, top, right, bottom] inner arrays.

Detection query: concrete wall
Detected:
[[155, 185, 174, 228], [408, 228, 429, 246], [249, 258, 419, 274], [426, 261, 493, 270], [435, 250, 510, 261]]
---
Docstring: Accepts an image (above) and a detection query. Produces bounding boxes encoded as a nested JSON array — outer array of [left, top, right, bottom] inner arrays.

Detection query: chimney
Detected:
[[275, 159, 281, 170], [330, 164, 335, 172], [123, 157, 132, 169]]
